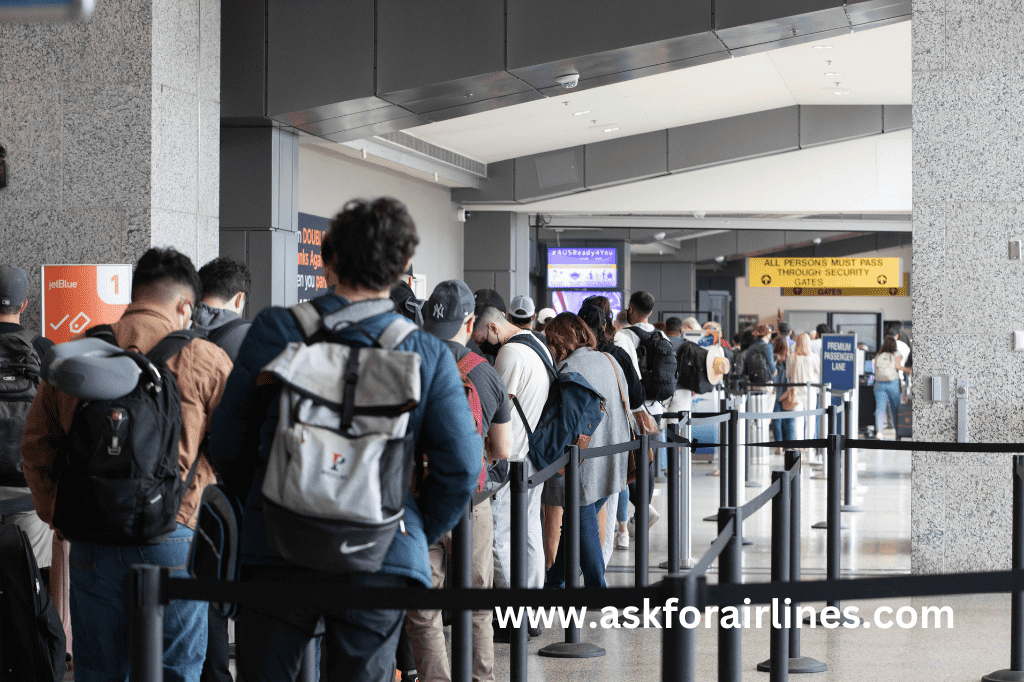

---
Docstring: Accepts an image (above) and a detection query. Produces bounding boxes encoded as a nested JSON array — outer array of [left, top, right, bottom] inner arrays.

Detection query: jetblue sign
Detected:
[[821, 334, 857, 391]]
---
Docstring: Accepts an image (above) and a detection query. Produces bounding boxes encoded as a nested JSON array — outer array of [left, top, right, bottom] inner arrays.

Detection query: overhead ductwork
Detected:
[[223, 1, 909, 141]]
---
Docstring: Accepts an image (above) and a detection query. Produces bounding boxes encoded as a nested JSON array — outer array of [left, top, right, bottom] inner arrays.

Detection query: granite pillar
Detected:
[[911, 0, 1024, 572], [0, 0, 220, 330]]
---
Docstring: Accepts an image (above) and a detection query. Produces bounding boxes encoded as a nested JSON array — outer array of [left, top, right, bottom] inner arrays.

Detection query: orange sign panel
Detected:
[[42, 265, 132, 343]]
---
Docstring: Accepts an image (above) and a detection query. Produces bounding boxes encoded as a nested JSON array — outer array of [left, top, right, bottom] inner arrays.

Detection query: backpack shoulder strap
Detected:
[[85, 324, 117, 346], [377, 316, 419, 350], [288, 302, 322, 340], [206, 318, 249, 346], [147, 329, 203, 365], [457, 352, 487, 376], [504, 334, 557, 378]]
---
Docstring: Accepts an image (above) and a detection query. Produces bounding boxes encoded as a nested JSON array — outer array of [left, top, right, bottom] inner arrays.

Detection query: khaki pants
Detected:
[[406, 499, 495, 682]]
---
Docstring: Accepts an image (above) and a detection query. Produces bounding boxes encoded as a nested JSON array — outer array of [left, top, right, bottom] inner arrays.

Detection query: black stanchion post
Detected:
[[451, 503, 473, 682], [705, 398, 730, 523], [509, 460, 528, 682], [540, 446, 604, 658], [841, 396, 862, 513], [757, 470, 791, 676], [668, 421, 681, 574], [813, 402, 849, 530], [728, 407, 739, 508], [637, 433, 651, 588], [982, 455, 1024, 682], [718, 506, 742, 682], [129, 564, 164, 682], [778, 450, 827, 674], [661, 574, 698, 682], [826, 405, 840, 611]]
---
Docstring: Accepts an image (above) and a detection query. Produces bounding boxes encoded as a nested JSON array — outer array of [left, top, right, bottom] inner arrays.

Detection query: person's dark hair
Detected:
[[778, 322, 791, 335], [323, 197, 419, 291], [198, 257, 251, 302], [772, 335, 788, 358], [740, 330, 756, 351], [815, 323, 833, 336], [628, 290, 655, 317], [131, 248, 201, 303], [577, 304, 610, 347], [665, 317, 683, 333], [580, 295, 614, 337], [653, 321, 667, 332], [544, 313, 597, 364], [880, 336, 899, 355]]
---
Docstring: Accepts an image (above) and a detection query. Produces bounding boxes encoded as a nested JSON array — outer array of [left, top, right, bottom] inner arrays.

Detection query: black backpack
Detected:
[[676, 341, 714, 395], [52, 326, 203, 546], [0, 329, 42, 487], [0, 524, 66, 682], [746, 346, 771, 386], [630, 327, 678, 402]]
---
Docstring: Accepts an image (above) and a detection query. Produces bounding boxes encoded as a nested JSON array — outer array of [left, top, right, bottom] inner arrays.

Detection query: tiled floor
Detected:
[[491, 443, 1019, 681]]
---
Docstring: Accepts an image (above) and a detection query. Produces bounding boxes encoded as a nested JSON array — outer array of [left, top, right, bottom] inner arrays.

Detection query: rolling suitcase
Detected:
[[0, 524, 66, 682], [896, 400, 913, 440]]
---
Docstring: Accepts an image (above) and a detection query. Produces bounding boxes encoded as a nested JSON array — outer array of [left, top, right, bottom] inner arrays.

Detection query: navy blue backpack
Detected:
[[505, 335, 605, 471]]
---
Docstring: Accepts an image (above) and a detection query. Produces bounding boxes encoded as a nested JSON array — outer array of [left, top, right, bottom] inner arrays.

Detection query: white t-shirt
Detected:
[[494, 330, 554, 462], [615, 322, 666, 416]]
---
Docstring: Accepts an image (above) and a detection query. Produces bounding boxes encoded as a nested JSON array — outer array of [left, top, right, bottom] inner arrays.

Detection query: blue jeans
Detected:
[[874, 379, 902, 432], [772, 401, 796, 444], [616, 488, 629, 523], [545, 498, 608, 589], [70, 523, 207, 682]]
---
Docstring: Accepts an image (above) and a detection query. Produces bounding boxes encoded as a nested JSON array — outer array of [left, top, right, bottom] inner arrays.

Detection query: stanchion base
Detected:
[[745, 481, 761, 488], [840, 505, 864, 512], [811, 521, 850, 530], [756, 656, 828, 674], [982, 669, 1024, 681], [659, 559, 696, 570], [703, 513, 719, 522], [538, 642, 606, 659]]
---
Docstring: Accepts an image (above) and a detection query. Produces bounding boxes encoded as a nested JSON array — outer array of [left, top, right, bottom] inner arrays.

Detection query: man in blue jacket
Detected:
[[209, 197, 482, 682]]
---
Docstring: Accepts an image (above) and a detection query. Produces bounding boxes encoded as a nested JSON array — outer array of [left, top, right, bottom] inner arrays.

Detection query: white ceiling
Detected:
[[404, 21, 911, 164]]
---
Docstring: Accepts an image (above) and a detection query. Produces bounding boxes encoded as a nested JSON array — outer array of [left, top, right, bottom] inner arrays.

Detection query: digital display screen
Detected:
[[551, 290, 623, 317], [547, 247, 617, 289]]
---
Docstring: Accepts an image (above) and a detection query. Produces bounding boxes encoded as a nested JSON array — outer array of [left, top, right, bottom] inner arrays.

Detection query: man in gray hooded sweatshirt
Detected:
[[194, 257, 252, 363]]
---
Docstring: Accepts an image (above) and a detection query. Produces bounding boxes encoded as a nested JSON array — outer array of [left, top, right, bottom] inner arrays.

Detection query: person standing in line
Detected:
[[872, 336, 911, 439], [770, 335, 796, 455], [788, 333, 821, 440], [405, 279, 513, 682]]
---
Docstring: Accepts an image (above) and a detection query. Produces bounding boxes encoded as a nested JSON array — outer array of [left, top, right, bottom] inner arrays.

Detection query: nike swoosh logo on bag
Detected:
[[340, 540, 377, 555]]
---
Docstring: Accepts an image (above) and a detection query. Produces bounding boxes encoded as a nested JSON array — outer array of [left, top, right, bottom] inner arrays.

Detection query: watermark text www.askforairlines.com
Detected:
[[495, 599, 954, 631]]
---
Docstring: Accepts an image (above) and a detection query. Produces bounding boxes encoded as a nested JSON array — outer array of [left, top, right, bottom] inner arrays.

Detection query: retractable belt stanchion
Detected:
[[661, 575, 698, 682], [450, 503, 474, 682], [745, 393, 760, 489], [841, 395, 863, 513], [540, 445, 605, 658], [637, 433, 652, 588], [759, 450, 827, 674], [662, 416, 694, 571], [509, 460, 529, 682], [728, 405, 753, 546], [129, 564, 164, 682], [983, 455, 1024, 682], [705, 397, 730, 523], [812, 403, 849, 530], [768, 469, 791, 682], [719, 506, 743, 682], [667, 422, 681, 574]]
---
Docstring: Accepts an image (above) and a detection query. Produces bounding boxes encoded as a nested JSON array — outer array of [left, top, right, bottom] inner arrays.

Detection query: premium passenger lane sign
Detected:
[[747, 257, 901, 288]]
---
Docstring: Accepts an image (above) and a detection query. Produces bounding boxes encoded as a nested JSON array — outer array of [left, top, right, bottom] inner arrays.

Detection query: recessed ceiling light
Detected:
[[824, 72, 842, 76], [573, 110, 591, 116], [603, 127, 620, 133], [813, 45, 833, 49]]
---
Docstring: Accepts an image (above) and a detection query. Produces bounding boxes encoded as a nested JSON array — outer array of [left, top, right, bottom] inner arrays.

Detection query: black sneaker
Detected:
[[527, 626, 542, 638]]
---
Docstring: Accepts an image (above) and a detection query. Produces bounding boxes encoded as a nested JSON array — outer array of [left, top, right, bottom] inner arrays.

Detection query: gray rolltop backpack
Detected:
[[260, 299, 421, 573]]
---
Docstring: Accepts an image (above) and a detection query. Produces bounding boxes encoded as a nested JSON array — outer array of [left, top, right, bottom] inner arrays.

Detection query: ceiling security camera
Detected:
[[555, 73, 580, 89], [457, 208, 471, 223]]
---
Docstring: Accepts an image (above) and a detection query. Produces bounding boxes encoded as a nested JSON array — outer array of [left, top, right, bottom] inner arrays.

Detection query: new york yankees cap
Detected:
[[424, 279, 475, 341]]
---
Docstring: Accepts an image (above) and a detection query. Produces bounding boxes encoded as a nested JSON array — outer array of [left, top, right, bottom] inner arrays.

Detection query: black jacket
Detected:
[[599, 341, 645, 409]]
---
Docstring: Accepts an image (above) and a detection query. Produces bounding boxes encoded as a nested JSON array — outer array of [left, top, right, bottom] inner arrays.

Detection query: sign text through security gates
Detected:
[[747, 257, 901, 288]]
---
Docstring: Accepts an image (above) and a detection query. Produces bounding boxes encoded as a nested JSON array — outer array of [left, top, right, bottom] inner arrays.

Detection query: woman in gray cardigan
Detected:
[[542, 313, 632, 588]]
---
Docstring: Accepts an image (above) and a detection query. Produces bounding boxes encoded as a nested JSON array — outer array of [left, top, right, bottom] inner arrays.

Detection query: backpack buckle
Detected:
[[108, 436, 121, 456]]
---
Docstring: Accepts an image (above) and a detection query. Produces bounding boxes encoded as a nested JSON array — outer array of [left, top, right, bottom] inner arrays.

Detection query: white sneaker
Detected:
[[627, 516, 635, 537], [615, 530, 630, 549], [648, 505, 660, 529]]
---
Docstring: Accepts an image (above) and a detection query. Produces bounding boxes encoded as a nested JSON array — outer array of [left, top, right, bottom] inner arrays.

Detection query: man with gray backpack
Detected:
[[22, 248, 233, 682], [209, 198, 482, 682]]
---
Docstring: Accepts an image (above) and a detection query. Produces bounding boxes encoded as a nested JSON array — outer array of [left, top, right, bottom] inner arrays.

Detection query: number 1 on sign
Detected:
[[111, 274, 118, 295]]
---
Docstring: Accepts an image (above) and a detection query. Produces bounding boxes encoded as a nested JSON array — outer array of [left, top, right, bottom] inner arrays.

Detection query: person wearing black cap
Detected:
[[406, 279, 512, 682], [0, 265, 54, 573]]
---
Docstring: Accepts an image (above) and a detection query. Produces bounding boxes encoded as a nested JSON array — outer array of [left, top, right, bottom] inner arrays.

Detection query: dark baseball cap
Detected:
[[0, 266, 27, 308], [473, 288, 506, 316], [425, 280, 475, 341]]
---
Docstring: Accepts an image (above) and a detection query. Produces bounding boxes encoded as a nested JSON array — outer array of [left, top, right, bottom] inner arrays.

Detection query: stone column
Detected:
[[0, 0, 220, 330], [911, 0, 1024, 572]]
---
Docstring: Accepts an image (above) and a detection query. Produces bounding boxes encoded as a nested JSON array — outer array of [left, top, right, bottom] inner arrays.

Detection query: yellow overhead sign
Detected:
[[782, 273, 909, 297], [748, 257, 901, 288]]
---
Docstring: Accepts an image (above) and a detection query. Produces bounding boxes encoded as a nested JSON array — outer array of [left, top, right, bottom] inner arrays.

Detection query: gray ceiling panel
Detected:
[[737, 230, 788, 255], [421, 91, 546, 123], [507, 0, 721, 90], [321, 114, 431, 145], [452, 160, 516, 205], [536, 52, 731, 97], [585, 130, 668, 190], [800, 105, 883, 148], [668, 106, 799, 173], [696, 232, 738, 261], [714, 0, 848, 50], [515, 147, 587, 203], [883, 105, 912, 132], [295, 106, 414, 137], [846, 0, 911, 26]]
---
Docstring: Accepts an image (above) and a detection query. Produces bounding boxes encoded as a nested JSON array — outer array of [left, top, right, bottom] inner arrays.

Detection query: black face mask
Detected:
[[479, 339, 502, 357]]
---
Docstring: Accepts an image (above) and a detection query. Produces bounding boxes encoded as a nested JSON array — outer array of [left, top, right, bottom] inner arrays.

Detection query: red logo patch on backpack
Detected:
[[457, 353, 488, 492]]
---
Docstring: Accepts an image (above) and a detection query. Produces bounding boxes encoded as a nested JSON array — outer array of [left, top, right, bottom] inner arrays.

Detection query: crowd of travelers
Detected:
[[0, 195, 911, 682]]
